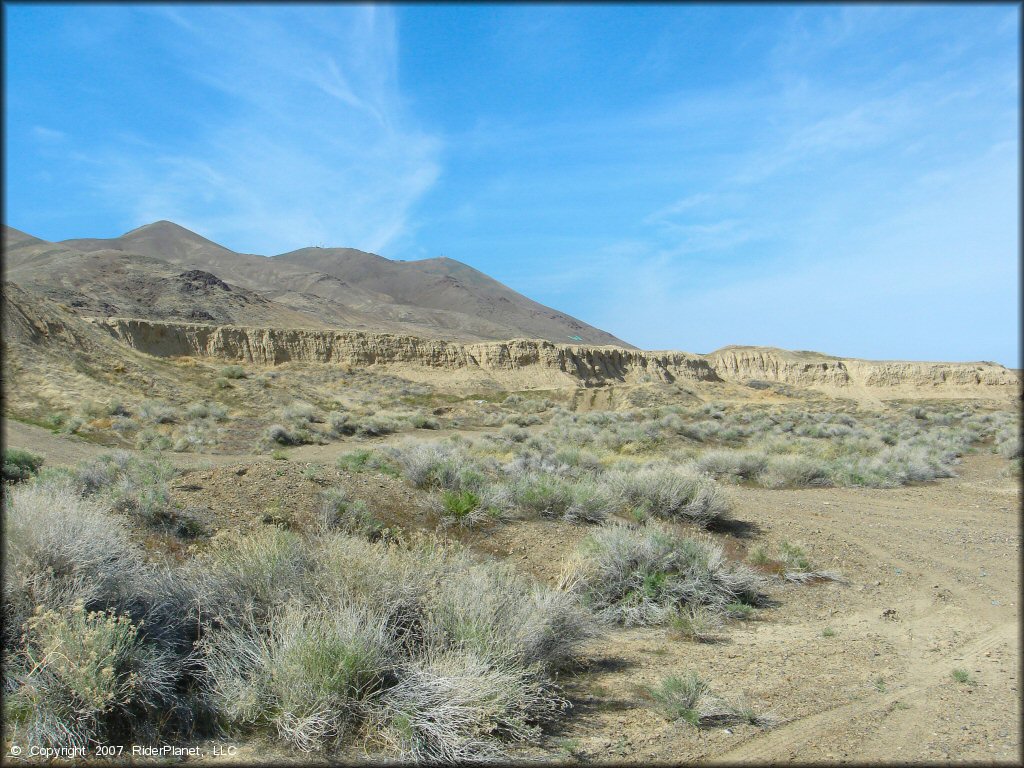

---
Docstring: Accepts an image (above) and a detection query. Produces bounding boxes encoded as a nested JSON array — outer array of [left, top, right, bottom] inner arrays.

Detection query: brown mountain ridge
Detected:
[[4, 221, 631, 346]]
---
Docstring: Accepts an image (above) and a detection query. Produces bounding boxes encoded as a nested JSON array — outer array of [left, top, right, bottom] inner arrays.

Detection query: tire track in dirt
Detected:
[[711, 621, 1017, 762]]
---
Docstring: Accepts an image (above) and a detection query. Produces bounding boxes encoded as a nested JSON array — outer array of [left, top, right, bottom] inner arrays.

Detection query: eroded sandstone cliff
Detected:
[[83, 317, 1019, 397]]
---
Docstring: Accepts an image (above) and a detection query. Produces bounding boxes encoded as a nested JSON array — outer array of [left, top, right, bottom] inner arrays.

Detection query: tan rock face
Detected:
[[85, 317, 719, 388], [705, 347, 1019, 394], [84, 317, 1020, 398]]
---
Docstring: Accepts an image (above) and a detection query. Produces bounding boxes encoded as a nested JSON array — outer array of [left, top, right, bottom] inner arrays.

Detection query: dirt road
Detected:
[[544, 453, 1020, 763]]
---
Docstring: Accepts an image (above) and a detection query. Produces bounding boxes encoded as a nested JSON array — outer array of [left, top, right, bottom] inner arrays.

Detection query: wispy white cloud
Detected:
[[70, 5, 440, 255], [31, 126, 66, 142]]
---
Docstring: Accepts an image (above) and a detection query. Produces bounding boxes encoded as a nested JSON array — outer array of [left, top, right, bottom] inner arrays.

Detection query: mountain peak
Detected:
[[124, 220, 209, 240]]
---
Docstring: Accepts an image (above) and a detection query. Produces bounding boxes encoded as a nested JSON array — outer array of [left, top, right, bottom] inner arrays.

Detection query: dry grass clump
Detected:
[[605, 464, 730, 526], [66, 452, 178, 530], [138, 400, 180, 425], [5, 603, 178, 751], [696, 450, 768, 483], [3, 481, 202, 751], [200, 601, 394, 752], [196, 532, 593, 759], [318, 487, 387, 541], [3, 482, 147, 646], [645, 672, 774, 729], [560, 522, 761, 626], [383, 441, 490, 494], [994, 423, 1021, 459]]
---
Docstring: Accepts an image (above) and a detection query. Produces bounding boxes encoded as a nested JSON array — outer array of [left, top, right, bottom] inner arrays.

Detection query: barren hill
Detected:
[[5, 220, 631, 346]]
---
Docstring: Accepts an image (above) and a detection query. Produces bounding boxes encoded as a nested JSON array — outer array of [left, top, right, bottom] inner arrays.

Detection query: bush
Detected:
[[606, 465, 730, 526], [200, 602, 394, 752], [356, 415, 403, 437], [560, 522, 761, 626], [5, 602, 177, 751], [385, 442, 485, 492], [696, 450, 768, 483], [670, 604, 722, 642], [220, 365, 247, 380], [3, 448, 44, 484], [267, 423, 311, 446], [647, 672, 709, 725], [761, 454, 831, 488], [197, 527, 312, 626], [369, 650, 565, 762], [282, 401, 318, 424], [138, 401, 179, 425], [329, 411, 355, 436], [68, 453, 176, 529], [3, 482, 148, 647], [410, 415, 440, 430], [645, 672, 770, 729], [318, 488, 385, 541], [440, 489, 480, 521], [503, 473, 574, 518]]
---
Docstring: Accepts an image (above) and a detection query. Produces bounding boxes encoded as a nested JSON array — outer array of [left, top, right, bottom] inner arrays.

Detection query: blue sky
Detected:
[[5, 4, 1019, 365]]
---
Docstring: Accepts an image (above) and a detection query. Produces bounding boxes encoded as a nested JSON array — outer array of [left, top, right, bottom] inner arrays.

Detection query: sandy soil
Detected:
[[3, 419, 1020, 763], [532, 452, 1020, 764]]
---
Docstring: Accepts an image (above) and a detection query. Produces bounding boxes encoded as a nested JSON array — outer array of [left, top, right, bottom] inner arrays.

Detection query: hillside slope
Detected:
[[39, 220, 630, 346]]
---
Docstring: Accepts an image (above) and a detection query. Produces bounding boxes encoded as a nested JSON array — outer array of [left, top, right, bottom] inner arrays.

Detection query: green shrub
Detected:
[[201, 602, 393, 752], [64, 453, 176, 530], [951, 667, 975, 685], [138, 401, 179, 424], [336, 450, 398, 477], [670, 604, 722, 642], [3, 448, 44, 484], [441, 489, 480, 521], [410, 415, 440, 430], [696, 450, 768, 483], [647, 673, 708, 725], [778, 541, 811, 572]]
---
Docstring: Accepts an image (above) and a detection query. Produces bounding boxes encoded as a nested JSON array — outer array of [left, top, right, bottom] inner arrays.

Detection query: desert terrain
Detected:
[[2, 222, 1020, 765]]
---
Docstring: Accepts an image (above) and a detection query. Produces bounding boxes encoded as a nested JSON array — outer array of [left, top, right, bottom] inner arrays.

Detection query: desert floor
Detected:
[[4, 418, 1020, 764]]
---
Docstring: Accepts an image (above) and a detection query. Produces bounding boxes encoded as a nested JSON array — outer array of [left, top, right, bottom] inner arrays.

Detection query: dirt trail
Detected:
[[548, 453, 1019, 763]]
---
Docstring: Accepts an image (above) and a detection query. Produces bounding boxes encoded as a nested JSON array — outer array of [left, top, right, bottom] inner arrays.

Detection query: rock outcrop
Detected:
[[83, 316, 1020, 398], [706, 346, 1018, 393], [84, 317, 718, 388]]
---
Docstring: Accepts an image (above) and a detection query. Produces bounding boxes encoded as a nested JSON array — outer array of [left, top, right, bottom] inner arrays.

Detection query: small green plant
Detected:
[[338, 450, 374, 472], [337, 450, 399, 477], [272, 449, 288, 461], [779, 540, 811, 571], [319, 488, 385, 541], [822, 627, 837, 638], [951, 668, 975, 685], [647, 672, 708, 725], [748, 546, 771, 566], [441, 489, 480, 520], [873, 676, 887, 692]]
